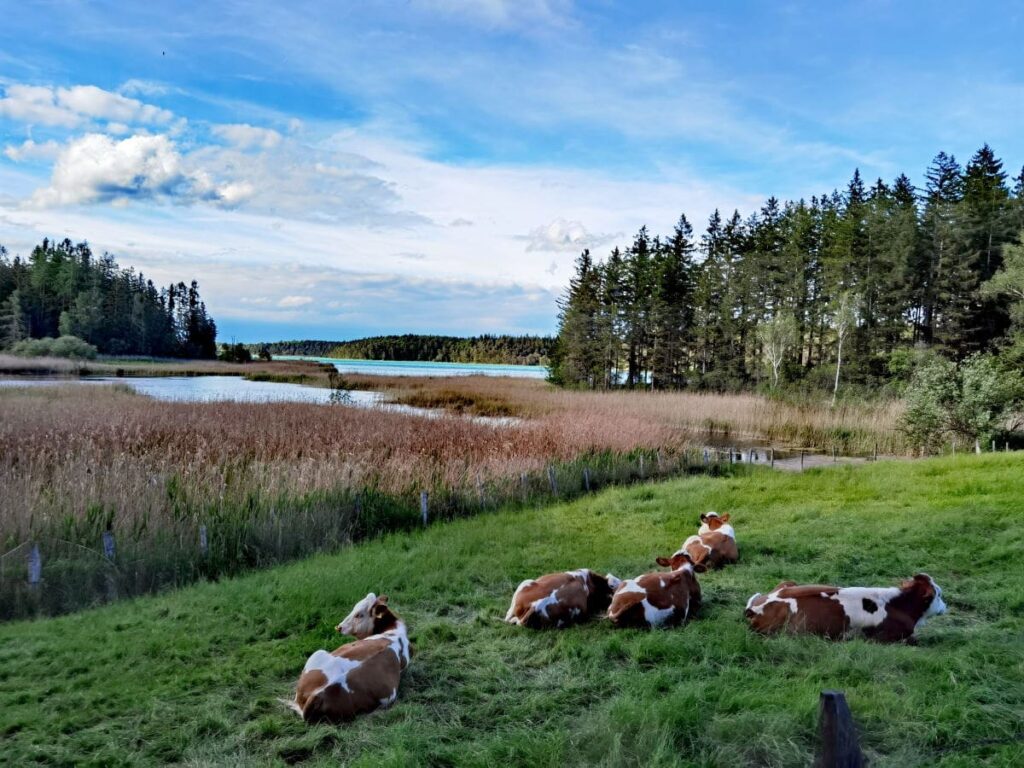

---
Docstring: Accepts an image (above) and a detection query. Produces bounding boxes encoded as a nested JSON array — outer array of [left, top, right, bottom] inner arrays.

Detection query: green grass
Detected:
[[1, 455, 1022, 767]]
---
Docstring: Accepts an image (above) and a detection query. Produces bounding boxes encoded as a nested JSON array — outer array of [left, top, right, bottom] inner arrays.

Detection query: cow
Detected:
[[606, 552, 705, 629], [287, 593, 411, 723], [505, 569, 622, 628], [680, 511, 738, 569], [744, 573, 947, 643]]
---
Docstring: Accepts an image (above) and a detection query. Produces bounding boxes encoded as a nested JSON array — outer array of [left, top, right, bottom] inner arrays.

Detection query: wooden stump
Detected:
[[815, 690, 865, 768]]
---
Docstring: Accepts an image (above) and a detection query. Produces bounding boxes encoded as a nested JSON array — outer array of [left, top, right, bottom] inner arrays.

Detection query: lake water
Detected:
[[0, 376, 516, 424], [275, 356, 549, 379]]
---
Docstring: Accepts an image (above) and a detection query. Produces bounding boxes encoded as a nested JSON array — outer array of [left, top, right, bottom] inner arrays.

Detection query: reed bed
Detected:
[[0, 384, 734, 618], [0, 374, 902, 618]]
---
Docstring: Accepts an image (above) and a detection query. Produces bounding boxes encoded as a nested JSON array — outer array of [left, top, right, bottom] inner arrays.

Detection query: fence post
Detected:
[[800, 450, 805, 470], [814, 690, 864, 768], [873, 443, 878, 462], [656, 450, 664, 473], [832, 446, 837, 463], [991, 439, 996, 452], [199, 525, 209, 557], [27, 543, 41, 587], [520, 472, 528, 502], [102, 530, 116, 561], [420, 491, 429, 526], [952, 439, 956, 454], [639, 455, 645, 478], [584, 467, 591, 492], [975, 439, 981, 455], [770, 448, 775, 469], [547, 466, 558, 495], [729, 448, 735, 465], [703, 448, 709, 465]]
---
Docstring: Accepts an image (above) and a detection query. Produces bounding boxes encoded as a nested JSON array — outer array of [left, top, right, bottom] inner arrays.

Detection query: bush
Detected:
[[218, 343, 252, 363], [901, 353, 1024, 452], [9, 335, 97, 359]]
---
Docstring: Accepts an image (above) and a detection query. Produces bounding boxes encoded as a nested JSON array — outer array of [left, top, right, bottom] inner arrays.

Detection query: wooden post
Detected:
[[814, 690, 864, 768], [656, 450, 664, 473], [199, 525, 209, 557], [770, 448, 775, 468], [27, 544, 41, 587], [729, 448, 735, 465], [832, 446, 837, 463], [639, 455, 645, 478], [102, 530, 116, 561], [873, 443, 878, 461], [800, 450, 805, 470], [420, 491, 429, 526], [583, 467, 591, 492], [991, 439, 996, 452], [975, 439, 981, 455], [703, 448, 709, 465], [952, 439, 956, 454], [520, 472, 528, 502], [548, 466, 558, 495]]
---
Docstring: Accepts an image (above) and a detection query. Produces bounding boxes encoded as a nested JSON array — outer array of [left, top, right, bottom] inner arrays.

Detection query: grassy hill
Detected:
[[1, 455, 1021, 767]]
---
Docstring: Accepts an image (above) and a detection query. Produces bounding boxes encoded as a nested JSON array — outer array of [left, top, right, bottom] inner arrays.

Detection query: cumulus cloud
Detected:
[[3, 139, 61, 162], [212, 123, 283, 150], [523, 218, 616, 252], [28, 133, 250, 208], [0, 83, 173, 128]]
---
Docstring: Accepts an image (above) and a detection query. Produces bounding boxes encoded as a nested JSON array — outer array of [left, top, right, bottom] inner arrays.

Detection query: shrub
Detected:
[[901, 353, 1024, 452], [9, 335, 97, 359]]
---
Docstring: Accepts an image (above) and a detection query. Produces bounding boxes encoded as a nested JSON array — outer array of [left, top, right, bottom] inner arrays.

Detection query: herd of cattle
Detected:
[[287, 511, 947, 723]]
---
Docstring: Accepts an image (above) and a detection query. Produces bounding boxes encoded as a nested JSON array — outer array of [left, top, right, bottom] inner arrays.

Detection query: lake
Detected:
[[0, 376, 516, 424], [274, 356, 549, 378]]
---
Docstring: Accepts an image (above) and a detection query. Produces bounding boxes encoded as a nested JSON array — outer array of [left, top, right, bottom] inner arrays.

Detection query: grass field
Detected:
[[1, 454, 1021, 767]]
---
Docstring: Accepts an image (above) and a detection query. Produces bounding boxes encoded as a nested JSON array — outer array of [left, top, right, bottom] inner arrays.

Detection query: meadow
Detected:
[[0, 454, 1020, 766]]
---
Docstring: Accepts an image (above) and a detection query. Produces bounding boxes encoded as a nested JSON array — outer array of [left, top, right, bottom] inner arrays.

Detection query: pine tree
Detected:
[[552, 250, 604, 386], [650, 214, 696, 389]]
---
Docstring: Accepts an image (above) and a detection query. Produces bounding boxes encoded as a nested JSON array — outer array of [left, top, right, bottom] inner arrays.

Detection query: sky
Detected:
[[1, 1, 1023, 342]]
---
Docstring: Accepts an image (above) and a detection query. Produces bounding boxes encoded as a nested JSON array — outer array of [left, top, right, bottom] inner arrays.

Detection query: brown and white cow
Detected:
[[680, 511, 738, 569], [744, 573, 947, 642], [505, 569, 622, 628], [287, 593, 411, 723], [606, 552, 704, 629]]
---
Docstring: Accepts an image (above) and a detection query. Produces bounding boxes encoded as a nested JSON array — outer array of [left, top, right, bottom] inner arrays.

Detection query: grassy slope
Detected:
[[1, 455, 1022, 767]]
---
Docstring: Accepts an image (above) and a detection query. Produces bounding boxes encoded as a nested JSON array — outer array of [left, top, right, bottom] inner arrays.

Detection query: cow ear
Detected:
[[912, 574, 934, 594], [692, 562, 707, 574], [372, 601, 389, 618], [719, 513, 730, 523], [378, 594, 389, 604], [699, 514, 708, 523], [656, 556, 672, 567]]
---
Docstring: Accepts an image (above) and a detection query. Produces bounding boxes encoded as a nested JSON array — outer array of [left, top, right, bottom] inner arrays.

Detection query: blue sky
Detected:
[[2, 1, 1023, 341]]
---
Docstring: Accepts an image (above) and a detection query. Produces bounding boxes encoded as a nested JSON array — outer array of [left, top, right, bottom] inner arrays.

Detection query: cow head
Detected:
[[587, 572, 623, 612], [903, 573, 946, 618], [699, 512, 730, 531], [336, 593, 395, 638], [655, 551, 707, 573]]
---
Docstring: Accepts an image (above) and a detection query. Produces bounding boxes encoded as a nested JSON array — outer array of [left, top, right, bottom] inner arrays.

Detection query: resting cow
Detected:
[[287, 593, 411, 723], [680, 511, 738, 569], [607, 552, 704, 629], [745, 573, 947, 642], [505, 569, 621, 628]]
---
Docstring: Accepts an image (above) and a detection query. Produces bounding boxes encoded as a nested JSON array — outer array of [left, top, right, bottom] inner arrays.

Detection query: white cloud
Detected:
[[413, 0, 573, 29], [0, 83, 173, 128], [28, 133, 246, 208], [3, 139, 60, 162], [523, 218, 616, 252], [277, 295, 315, 308], [212, 123, 283, 150]]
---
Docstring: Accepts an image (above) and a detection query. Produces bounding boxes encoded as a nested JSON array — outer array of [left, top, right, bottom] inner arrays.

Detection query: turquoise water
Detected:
[[275, 356, 549, 378]]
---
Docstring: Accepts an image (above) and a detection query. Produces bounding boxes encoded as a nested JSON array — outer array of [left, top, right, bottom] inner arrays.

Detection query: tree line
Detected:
[[263, 334, 553, 366], [0, 238, 218, 358], [551, 145, 1024, 395]]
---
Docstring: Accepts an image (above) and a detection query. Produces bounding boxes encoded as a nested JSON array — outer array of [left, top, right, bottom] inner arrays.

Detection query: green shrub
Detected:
[[901, 352, 1024, 451], [9, 335, 97, 359]]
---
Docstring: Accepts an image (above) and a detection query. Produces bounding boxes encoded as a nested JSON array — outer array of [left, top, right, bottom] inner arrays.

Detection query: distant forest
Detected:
[[0, 238, 218, 358], [552, 145, 1024, 393], [264, 335, 553, 366]]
